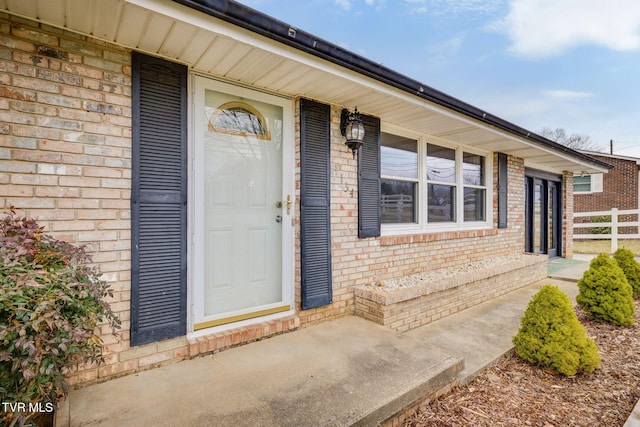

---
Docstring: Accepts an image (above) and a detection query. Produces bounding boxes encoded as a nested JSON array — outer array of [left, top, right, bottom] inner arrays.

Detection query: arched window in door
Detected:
[[208, 101, 271, 140]]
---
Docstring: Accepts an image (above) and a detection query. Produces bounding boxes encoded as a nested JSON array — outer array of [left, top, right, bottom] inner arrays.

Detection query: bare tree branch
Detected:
[[539, 127, 604, 152]]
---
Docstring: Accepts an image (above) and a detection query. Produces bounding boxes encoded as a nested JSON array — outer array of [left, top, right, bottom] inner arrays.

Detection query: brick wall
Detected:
[[354, 254, 547, 332], [0, 13, 137, 384], [574, 154, 639, 213], [2, 14, 532, 386], [1, 17, 303, 386], [295, 108, 528, 326], [563, 172, 574, 258], [574, 155, 639, 237]]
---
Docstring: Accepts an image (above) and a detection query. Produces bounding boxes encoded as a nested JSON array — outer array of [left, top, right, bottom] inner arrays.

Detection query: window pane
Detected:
[[381, 133, 418, 179], [427, 144, 456, 183], [381, 179, 417, 223], [463, 152, 484, 186], [534, 183, 543, 252], [428, 184, 455, 222], [573, 175, 591, 192], [208, 101, 270, 139], [464, 187, 485, 221]]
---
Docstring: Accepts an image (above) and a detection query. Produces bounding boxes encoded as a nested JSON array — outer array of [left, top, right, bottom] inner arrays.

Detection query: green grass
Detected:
[[574, 239, 640, 255]]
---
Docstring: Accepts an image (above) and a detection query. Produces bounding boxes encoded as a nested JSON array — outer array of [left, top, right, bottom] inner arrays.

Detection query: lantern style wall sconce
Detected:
[[340, 107, 365, 158]]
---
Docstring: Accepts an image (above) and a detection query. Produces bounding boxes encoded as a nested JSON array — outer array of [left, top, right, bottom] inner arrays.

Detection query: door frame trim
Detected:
[[524, 169, 563, 257], [188, 74, 295, 334]]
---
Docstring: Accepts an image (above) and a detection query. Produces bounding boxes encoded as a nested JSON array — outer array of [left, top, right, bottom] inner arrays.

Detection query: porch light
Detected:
[[340, 107, 365, 158]]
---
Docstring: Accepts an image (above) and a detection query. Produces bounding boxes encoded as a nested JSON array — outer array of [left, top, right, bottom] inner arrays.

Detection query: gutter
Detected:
[[172, 0, 613, 171]]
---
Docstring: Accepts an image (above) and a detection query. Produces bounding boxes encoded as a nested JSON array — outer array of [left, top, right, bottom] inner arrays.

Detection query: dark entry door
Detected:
[[547, 182, 560, 257], [525, 175, 561, 257]]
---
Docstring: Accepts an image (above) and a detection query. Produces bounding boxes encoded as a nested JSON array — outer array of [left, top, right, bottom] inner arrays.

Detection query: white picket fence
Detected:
[[573, 208, 640, 252]]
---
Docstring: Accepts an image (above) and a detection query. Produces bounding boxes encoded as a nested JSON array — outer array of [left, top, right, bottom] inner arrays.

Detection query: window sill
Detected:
[[379, 227, 498, 246]]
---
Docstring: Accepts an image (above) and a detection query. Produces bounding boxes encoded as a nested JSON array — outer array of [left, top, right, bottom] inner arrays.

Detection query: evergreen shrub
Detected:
[[513, 285, 600, 376], [577, 253, 635, 326], [613, 248, 640, 299]]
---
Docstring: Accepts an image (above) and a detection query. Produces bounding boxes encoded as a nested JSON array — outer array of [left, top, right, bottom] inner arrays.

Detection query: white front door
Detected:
[[193, 76, 293, 330]]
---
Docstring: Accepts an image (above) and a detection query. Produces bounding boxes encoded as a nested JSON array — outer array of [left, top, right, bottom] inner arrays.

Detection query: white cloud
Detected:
[[427, 35, 465, 61], [542, 89, 594, 100], [334, 0, 353, 10], [497, 0, 640, 58], [334, 0, 386, 10], [404, 0, 503, 15]]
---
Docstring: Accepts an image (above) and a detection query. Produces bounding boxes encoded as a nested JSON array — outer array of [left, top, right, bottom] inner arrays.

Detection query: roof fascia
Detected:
[[171, 0, 612, 171]]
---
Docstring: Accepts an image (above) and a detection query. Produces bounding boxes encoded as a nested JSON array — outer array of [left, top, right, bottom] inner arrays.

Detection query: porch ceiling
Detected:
[[1, 0, 610, 174]]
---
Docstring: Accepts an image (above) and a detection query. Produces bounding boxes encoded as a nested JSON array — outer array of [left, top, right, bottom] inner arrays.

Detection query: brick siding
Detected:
[[563, 171, 574, 257], [574, 154, 639, 236], [574, 154, 639, 213], [2, 14, 541, 387], [0, 13, 137, 385], [294, 107, 528, 326]]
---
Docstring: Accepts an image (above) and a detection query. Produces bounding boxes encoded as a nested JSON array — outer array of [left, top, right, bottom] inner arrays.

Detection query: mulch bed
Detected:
[[403, 300, 640, 426]]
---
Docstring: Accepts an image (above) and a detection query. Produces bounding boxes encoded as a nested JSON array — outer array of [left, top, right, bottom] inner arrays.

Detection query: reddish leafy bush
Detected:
[[0, 209, 120, 425]]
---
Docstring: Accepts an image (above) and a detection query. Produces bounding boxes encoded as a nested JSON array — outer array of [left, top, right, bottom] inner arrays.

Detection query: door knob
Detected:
[[275, 195, 291, 214]]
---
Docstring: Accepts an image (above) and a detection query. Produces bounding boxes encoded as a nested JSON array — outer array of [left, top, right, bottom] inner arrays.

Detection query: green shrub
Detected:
[[513, 285, 600, 376], [577, 253, 635, 326], [588, 215, 612, 235], [0, 210, 120, 425], [614, 248, 640, 299]]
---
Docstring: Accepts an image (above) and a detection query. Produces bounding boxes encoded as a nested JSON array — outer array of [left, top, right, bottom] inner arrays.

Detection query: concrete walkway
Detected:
[[57, 256, 624, 427]]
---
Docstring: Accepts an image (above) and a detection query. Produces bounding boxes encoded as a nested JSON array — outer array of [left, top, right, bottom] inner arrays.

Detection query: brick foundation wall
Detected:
[[354, 254, 548, 332]]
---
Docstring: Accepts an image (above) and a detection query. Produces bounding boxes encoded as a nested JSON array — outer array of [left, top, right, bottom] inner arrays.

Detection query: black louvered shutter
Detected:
[[358, 114, 381, 238], [497, 152, 508, 229], [300, 99, 332, 310], [131, 52, 187, 346]]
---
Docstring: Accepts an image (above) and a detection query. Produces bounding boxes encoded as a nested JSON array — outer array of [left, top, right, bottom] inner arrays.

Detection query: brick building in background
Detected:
[[574, 151, 640, 213], [574, 151, 640, 238]]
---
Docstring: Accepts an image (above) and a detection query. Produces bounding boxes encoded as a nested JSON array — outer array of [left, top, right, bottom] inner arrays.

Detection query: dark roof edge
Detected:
[[173, 0, 612, 170]]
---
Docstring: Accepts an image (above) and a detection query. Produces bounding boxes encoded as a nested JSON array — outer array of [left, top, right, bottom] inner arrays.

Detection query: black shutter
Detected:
[[358, 114, 381, 238], [497, 152, 508, 229], [131, 52, 187, 346], [300, 99, 332, 310]]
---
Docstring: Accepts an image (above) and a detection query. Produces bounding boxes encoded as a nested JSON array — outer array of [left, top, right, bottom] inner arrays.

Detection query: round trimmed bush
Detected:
[[513, 285, 600, 376], [577, 253, 635, 326], [613, 248, 640, 299]]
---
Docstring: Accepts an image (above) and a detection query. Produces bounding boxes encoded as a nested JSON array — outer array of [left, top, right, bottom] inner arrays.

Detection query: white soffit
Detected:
[[0, 0, 609, 174]]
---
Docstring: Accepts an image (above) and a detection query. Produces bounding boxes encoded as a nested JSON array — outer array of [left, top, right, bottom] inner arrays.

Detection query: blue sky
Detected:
[[238, 0, 640, 157]]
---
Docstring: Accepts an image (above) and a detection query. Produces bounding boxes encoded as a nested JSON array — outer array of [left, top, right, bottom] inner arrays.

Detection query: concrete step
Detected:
[[58, 316, 463, 427]]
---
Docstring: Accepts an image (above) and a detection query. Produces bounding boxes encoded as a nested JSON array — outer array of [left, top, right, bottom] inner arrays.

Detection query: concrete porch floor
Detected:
[[57, 264, 588, 426]]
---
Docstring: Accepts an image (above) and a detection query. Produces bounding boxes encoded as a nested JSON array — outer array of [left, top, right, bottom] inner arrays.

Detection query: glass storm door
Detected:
[[533, 180, 544, 253], [525, 176, 561, 257], [547, 182, 559, 257], [193, 77, 293, 330]]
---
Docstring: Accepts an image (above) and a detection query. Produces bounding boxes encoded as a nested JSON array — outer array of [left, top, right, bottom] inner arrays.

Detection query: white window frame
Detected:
[[380, 127, 420, 227], [381, 124, 493, 236], [573, 173, 603, 194]]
